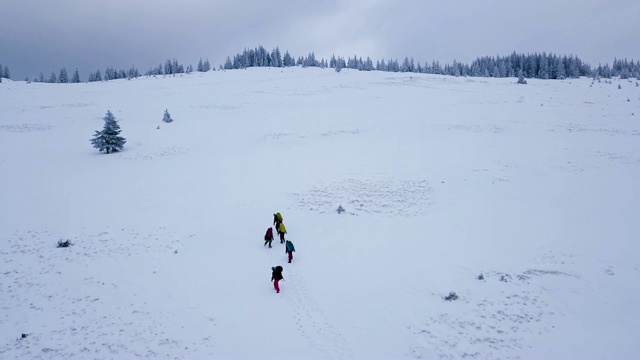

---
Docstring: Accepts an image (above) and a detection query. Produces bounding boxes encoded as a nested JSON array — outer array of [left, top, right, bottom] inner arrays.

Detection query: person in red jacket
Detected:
[[264, 227, 274, 248]]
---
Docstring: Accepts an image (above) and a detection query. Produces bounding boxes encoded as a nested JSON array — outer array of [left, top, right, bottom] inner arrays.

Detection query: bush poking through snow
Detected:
[[618, 84, 622, 89], [444, 291, 459, 301], [336, 205, 345, 214], [163, 109, 173, 123], [477, 273, 485, 281], [517, 69, 527, 84], [57, 239, 72, 248]]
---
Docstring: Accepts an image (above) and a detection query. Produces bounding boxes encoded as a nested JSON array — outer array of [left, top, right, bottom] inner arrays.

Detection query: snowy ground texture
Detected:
[[1, 68, 639, 359]]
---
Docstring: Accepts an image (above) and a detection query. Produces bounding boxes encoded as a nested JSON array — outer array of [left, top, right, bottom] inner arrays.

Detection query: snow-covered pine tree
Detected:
[[3, 65, 9, 79], [538, 56, 549, 79], [163, 109, 173, 123], [282, 51, 294, 67], [401, 57, 411, 72], [48, 71, 57, 83], [517, 69, 527, 84], [272, 47, 282, 67], [58, 67, 69, 83], [364, 57, 373, 71], [127, 66, 140, 79], [223, 56, 233, 70], [71, 69, 81, 83], [90, 110, 127, 154], [556, 59, 566, 79]]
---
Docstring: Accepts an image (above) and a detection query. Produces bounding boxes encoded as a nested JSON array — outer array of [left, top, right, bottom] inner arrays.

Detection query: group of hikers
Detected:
[[265, 212, 295, 294]]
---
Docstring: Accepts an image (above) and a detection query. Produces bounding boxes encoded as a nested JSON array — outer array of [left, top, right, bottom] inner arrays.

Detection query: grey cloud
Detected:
[[1, 0, 638, 80]]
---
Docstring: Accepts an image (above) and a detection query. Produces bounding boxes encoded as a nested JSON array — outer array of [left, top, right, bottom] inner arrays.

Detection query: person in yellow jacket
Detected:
[[278, 222, 287, 243], [273, 213, 283, 236]]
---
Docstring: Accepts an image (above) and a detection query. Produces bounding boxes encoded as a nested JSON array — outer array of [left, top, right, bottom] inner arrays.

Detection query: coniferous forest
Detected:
[[2, 45, 639, 83]]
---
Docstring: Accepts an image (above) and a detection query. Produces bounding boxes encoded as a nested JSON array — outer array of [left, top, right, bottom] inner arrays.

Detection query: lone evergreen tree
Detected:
[[90, 110, 126, 154], [162, 109, 173, 123]]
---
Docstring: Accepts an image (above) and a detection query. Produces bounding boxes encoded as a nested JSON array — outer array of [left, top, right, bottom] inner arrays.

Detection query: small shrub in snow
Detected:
[[477, 273, 484, 281], [163, 109, 173, 123], [618, 84, 621, 89], [90, 110, 126, 154], [57, 239, 72, 248], [444, 291, 459, 301], [499, 274, 508, 282], [516, 69, 526, 84], [336, 205, 345, 214]]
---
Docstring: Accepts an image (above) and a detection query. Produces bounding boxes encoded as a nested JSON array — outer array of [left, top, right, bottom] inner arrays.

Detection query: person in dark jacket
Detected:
[[264, 227, 274, 248], [273, 213, 282, 236], [271, 266, 284, 293], [285, 240, 295, 263]]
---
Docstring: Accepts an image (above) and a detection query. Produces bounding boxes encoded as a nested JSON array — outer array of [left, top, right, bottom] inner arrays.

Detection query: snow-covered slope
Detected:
[[1, 68, 639, 359]]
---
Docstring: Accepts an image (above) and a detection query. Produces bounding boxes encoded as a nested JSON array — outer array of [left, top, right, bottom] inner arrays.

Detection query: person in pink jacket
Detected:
[[264, 227, 274, 248]]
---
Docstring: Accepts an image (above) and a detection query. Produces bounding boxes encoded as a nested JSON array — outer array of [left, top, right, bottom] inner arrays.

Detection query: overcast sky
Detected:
[[1, 0, 639, 80]]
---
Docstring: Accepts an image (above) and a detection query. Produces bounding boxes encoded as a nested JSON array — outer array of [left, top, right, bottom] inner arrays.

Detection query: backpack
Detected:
[[276, 212, 283, 221], [285, 240, 295, 252]]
